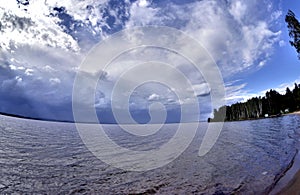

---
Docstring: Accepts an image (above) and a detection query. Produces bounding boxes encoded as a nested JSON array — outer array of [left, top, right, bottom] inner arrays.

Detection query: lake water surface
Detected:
[[1, 114, 300, 194]]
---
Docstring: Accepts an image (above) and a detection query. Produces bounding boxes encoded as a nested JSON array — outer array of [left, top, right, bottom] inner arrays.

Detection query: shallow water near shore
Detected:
[[1, 114, 300, 194]]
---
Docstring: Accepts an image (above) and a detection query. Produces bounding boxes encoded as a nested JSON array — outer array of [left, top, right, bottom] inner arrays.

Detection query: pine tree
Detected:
[[285, 10, 300, 59]]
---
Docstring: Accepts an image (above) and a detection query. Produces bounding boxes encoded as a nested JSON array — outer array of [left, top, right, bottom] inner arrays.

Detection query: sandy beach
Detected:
[[277, 149, 300, 195], [270, 111, 300, 195], [278, 171, 300, 195], [283, 110, 300, 116]]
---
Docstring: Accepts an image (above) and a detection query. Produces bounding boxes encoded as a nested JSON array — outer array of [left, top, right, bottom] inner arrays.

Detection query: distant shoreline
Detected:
[[1, 111, 300, 193], [208, 110, 300, 123], [283, 110, 300, 116], [0, 112, 75, 123], [0, 112, 206, 125]]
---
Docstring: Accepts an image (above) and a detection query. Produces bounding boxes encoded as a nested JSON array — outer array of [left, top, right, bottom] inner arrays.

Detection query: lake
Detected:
[[1, 114, 300, 194]]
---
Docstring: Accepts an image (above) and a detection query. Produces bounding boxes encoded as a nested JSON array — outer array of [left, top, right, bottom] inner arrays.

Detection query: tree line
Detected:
[[208, 10, 300, 122], [209, 83, 300, 122]]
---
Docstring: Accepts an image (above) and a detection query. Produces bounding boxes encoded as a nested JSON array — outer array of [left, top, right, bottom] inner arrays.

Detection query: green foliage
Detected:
[[211, 83, 300, 121], [285, 10, 300, 59]]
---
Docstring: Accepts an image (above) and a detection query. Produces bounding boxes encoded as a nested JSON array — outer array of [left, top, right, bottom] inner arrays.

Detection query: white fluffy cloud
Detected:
[[124, 0, 282, 105], [0, 0, 118, 116], [261, 78, 300, 96], [0, 0, 128, 53], [130, 1, 280, 71], [0, 0, 285, 120], [0, 3, 79, 52], [225, 82, 255, 104], [126, 0, 160, 27], [148, 93, 160, 101], [225, 78, 300, 106]]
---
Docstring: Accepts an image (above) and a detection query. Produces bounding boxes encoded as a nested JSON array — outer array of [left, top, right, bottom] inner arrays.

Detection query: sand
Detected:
[[278, 170, 300, 195], [295, 111, 300, 115], [271, 121, 300, 195], [284, 110, 300, 116]]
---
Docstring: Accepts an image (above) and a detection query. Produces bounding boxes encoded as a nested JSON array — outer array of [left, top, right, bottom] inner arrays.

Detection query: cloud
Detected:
[[148, 93, 160, 101], [138, 0, 150, 8], [225, 82, 255, 104], [271, 10, 282, 21], [122, 0, 283, 108], [229, 0, 247, 23], [0, 0, 134, 53], [0, 0, 284, 122], [191, 83, 211, 97], [15, 76, 23, 84], [24, 68, 34, 76], [83, 0, 282, 115], [49, 77, 61, 85], [224, 78, 300, 106], [0, 5, 80, 52], [260, 78, 300, 95], [279, 40, 286, 47], [0, 46, 79, 119], [9, 65, 17, 70], [125, 0, 281, 77], [184, 1, 280, 76], [126, 0, 160, 27]]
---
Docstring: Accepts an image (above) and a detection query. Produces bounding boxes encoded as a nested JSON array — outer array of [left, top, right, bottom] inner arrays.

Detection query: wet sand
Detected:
[[268, 111, 300, 195], [270, 136, 300, 195], [276, 149, 300, 195], [278, 170, 300, 195]]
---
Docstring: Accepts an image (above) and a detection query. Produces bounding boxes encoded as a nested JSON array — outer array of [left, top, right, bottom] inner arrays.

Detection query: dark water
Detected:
[[1, 114, 300, 194]]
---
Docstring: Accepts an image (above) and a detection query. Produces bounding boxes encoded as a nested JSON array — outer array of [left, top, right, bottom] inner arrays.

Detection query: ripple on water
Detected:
[[0, 115, 300, 194]]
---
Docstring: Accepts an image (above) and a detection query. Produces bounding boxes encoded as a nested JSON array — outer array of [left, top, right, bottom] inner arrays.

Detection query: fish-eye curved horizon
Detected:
[[1, 0, 300, 194]]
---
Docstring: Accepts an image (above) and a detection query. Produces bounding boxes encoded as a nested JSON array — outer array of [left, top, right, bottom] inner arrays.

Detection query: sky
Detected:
[[0, 0, 300, 123]]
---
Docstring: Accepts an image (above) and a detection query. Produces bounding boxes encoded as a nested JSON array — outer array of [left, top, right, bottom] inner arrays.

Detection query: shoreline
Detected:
[[283, 110, 300, 116], [209, 110, 300, 123], [278, 170, 300, 194], [269, 117, 300, 195], [269, 150, 300, 194], [2, 111, 300, 193]]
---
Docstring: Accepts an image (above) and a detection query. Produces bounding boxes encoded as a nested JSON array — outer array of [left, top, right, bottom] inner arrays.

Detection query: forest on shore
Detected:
[[209, 10, 300, 122], [209, 83, 300, 122]]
